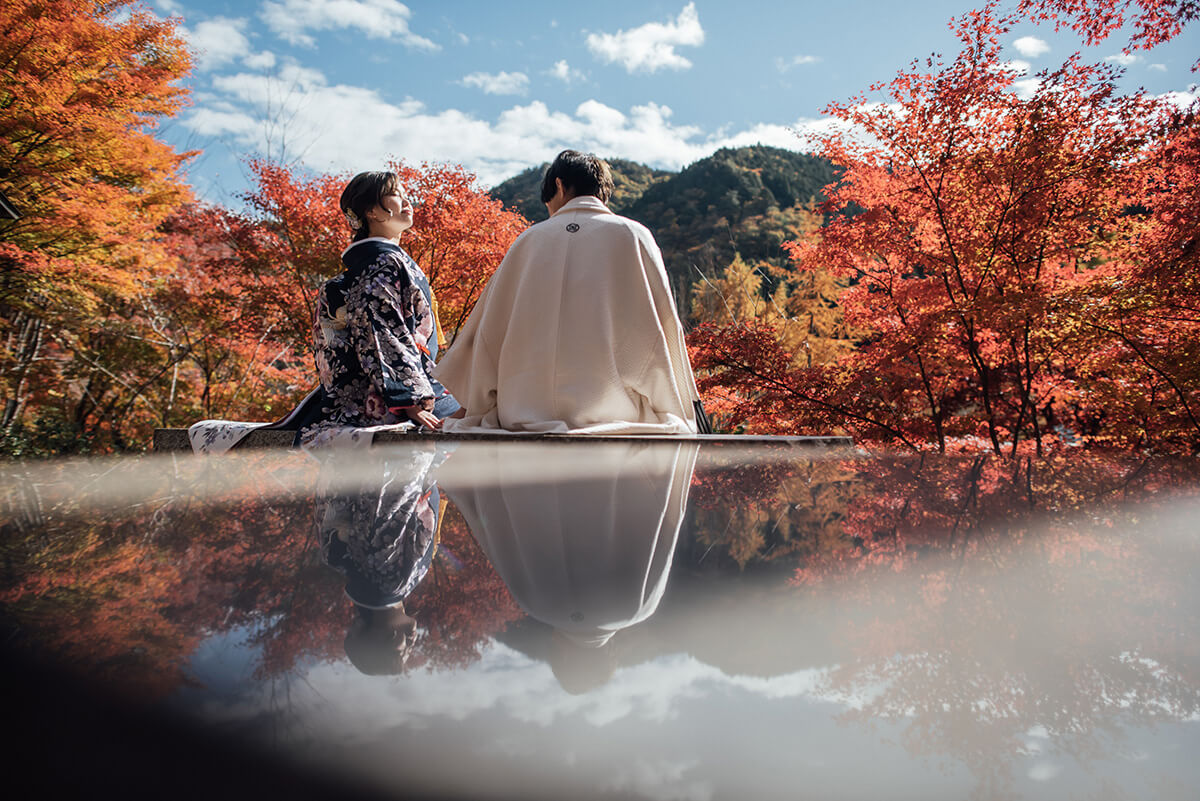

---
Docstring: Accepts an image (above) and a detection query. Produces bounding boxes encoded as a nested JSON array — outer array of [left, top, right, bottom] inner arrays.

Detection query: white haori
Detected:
[[441, 441, 698, 646], [433, 195, 702, 435]]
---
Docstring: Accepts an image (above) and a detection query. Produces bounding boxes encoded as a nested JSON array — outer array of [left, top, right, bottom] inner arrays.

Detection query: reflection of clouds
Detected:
[[1022, 724, 1049, 756], [194, 642, 840, 733], [1027, 761, 1062, 781], [726, 670, 823, 699], [604, 758, 713, 801], [576, 657, 710, 726]]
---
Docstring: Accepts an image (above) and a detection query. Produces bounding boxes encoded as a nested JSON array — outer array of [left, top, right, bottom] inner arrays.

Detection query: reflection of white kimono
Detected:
[[441, 442, 698, 645], [433, 196, 702, 434]]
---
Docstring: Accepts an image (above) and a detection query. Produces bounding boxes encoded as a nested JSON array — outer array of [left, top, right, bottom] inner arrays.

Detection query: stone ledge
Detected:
[[153, 428, 854, 452]]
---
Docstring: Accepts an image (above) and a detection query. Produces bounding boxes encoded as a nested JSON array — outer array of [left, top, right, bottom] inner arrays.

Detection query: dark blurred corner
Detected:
[[0, 646, 434, 801]]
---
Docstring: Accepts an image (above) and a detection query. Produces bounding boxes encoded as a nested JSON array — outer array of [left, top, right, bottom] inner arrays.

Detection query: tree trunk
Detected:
[[1, 312, 43, 434]]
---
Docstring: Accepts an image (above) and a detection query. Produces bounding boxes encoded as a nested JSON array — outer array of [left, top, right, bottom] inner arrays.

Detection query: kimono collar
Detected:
[[341, 236, 402, 260], [551, 195, 614, 217]]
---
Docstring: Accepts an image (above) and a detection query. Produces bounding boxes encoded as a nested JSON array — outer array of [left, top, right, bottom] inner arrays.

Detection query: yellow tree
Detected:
[[0, 0, 192, 449]]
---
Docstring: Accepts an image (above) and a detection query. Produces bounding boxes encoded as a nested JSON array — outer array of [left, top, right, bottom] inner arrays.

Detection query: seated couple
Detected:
[[298, 149, 709, 448]]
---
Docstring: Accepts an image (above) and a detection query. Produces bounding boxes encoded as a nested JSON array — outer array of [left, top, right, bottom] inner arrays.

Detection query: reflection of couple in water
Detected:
[[296, 148, 709, 447], [317, 441, 697, 688], [315, 447, 446, 675]]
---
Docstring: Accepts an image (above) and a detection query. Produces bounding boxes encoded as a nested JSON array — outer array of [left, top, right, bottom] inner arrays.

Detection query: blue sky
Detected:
[[153, 0, 1199, 204]]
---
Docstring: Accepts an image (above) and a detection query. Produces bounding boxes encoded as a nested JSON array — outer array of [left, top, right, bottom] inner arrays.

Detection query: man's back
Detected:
[[434, 195, 701, 434]]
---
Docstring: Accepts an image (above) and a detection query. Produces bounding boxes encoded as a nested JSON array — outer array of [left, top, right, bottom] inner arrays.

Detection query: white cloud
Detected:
[[460, 71, 530, 96], [1105, 52, 1141, 66], [183, 61, 840, 188], [1004, 59, 1032, 76], [182, 17, 252, 72], [549, 60, 585, 84], [259, 0, 438, 50], [1157, 86, 1200, 110], [1013, 78, 1042, 100], [185, 106, 263, 139], [996, 59, 1042, 99], [1149, 63, 1168, 72], [586, 2, 704, 74], [243, 50, 277, 71], [154, 0, 184, 13], [775, 54, 820, 72], [1012, 36, 1050, 58]]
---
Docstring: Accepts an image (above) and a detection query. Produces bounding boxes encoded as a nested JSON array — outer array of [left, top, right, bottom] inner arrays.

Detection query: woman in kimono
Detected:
[[301, 171, 461, 447], [315, 446, 448, 674]]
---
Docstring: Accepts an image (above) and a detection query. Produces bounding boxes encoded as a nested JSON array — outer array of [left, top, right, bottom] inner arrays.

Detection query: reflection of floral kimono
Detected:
[[301, 238, 458, 449], [441, 442, 698, 645], [315, 448, 444, 608]]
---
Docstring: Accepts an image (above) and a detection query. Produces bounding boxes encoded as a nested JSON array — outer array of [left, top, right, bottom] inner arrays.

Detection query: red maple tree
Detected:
[[691, 2, 1196, 454]]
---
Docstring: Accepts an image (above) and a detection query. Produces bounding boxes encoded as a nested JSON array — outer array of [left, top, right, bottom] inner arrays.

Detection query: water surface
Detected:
[[3, 442, 1198, 800]]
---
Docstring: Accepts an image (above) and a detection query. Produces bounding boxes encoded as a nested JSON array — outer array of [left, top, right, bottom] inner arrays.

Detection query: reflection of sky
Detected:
[[174, 623, 265, 701], [177, 639, 1200, 800], [8, 448, 1200, 799], [190, 641, 974, 800]]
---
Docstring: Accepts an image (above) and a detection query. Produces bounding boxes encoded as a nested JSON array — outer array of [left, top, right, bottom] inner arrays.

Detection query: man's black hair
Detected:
[[540, 150, 614, 205]]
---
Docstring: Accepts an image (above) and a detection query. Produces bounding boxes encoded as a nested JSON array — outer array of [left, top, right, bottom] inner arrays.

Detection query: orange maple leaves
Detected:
[[690, 2, 1200, 455]]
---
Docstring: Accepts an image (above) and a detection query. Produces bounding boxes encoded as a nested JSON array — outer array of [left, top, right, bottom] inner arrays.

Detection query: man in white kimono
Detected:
[[438, 441, 699, 692], [434, 150, 708, 434]]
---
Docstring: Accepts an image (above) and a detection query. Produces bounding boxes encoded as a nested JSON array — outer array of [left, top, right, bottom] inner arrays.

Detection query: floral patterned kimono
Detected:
[[301, 237, 459, 448], [316, 447, 447, 609]]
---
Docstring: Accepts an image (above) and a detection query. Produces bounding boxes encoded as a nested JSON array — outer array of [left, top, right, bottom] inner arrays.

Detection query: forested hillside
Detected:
[[488, 157, 673, 223], [488, 146, 839, 294]]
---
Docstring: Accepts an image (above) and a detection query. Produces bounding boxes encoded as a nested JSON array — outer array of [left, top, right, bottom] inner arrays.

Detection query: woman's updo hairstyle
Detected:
[[340, 170, 401, 242]]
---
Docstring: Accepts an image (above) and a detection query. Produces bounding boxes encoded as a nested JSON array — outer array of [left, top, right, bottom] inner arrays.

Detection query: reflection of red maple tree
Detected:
[[403, 505, 524, 672], [686, 450, 1200, 797], [0, 451, 524, 693]]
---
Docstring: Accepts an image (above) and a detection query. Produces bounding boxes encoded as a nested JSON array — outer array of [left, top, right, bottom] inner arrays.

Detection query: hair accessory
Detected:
[[344, 208, 362, 230]]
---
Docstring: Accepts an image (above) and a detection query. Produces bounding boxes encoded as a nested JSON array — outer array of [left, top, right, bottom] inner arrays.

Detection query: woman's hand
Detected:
[[391, 403, 442, 429], [405, 408, 442, 429]]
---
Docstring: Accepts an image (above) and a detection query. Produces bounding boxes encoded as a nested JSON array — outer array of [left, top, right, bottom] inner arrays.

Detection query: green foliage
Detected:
[[0, 411, 96, 458], [628, 147, 837, 291]]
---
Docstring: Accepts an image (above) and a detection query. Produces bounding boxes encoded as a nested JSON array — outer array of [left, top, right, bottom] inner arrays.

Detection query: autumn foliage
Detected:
[[0, 0, 1197, 456], [149, 160, 526, 427], [0, 0, 525, 454], [0, 0, 193, 451], [690, 1, 1200, 455], [1017, 0, 1200, 55]]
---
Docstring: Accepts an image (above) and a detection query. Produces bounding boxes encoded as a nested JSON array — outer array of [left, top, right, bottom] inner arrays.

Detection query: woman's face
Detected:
[[369, 189, 415, 238]]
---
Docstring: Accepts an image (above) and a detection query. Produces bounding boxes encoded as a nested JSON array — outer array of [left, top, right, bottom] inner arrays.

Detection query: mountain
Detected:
[[488, 157, 673, 223], [487, 146, 839, 307]]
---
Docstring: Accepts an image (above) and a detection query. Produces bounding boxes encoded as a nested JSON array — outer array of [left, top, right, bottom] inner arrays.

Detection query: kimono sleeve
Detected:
[[431, 254, 505, 420], [623, 228, 701, 426], [345, 266, 437, 412]]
